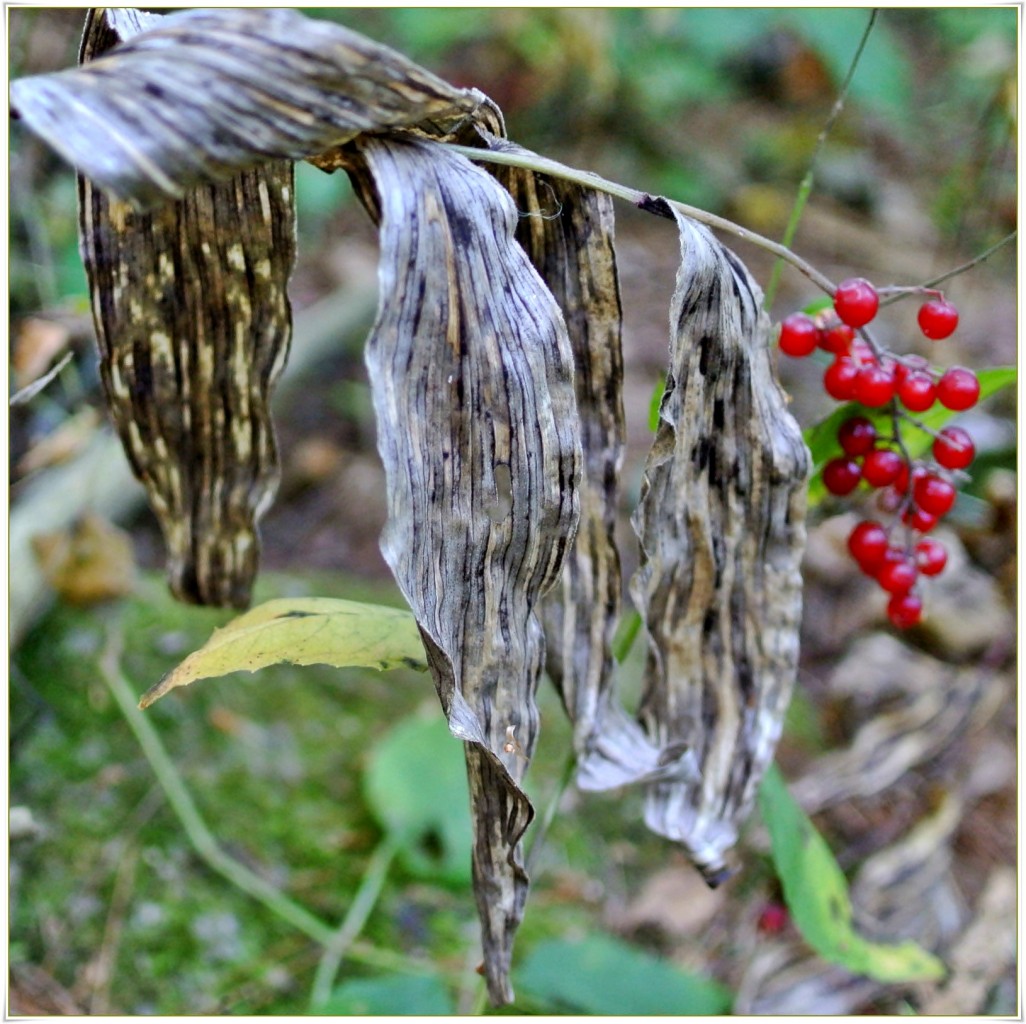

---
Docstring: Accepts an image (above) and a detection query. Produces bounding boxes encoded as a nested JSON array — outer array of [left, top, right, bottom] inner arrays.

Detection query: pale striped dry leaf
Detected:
[[487, 142, 697, 793], [12, 7, 489, 208], [77, 10, 296, 608], [630, 208, 809, 884], [353, 135, 581, 1004]]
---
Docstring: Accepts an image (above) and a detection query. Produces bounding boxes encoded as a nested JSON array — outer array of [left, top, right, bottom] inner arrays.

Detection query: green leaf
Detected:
[[362, 712, 472, 885], [517, 936, 732, 1015], [804, 365, 1016, 507], [139, 597, 426, 708], [320, 974, 452, 1015], [758, 764, 946, 983]]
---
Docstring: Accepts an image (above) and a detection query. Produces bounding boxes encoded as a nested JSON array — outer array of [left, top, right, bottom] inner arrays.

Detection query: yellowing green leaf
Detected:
[[139, 597, 426, 708], [759, 763, 946, 984]]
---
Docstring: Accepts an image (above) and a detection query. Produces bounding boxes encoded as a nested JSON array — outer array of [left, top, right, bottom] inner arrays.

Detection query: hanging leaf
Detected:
[[352, 134, 580, 1004], [488, 140, 696, 793], [11, 7, 490, 208], [759, 764, 946, 983], [75, 9, 296, 608], [138, 597, 426, 709], [630, 207, 810, 884]]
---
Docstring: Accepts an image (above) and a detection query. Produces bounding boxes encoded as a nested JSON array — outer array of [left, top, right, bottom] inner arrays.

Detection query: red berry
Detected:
[[779, 312, 820, 357], [862, 448, 905, 488], [915, 537, 948, 576], [933, 426, 975, 470], [903, 506, 938, 533], [819, 322, 855, 355], [894, 354, 930, 386], [837, 416, 877, 456], [854, 364, 896, 407], [917, 298, 959, 340], [757, 902, 789, 934], [877, 487, 903, 514], [887, 591, 923, 629], [936, 367, 980, 411], [893, 461, 927, 496], [913, 474, 956, 517], [823, 457, 862, 496], [833, 277, 880, 328], [850, 338, 876, 364], [896, 371, 936, 412], [848, 520, 889, 570], [823, 356, 859, 401], [876, 549, 918, 594]]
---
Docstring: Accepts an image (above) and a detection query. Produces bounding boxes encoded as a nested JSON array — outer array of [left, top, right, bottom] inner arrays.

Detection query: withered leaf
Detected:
[[354, 135, 581, 1004], [77, 9, 296, 607], [12, 7, 489, 208], [630, 209, 809, 884], [487, 141, 696, 793]]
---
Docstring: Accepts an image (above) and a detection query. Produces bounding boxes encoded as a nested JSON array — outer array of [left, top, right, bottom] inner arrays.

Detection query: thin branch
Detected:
[[99, 623, 437, 980], [878, 230, 1017, 308], [525, 752, 577, 875], [309, 833, 401, 1010], [441, 142, 838, 296], [100, 626, 338, 945], [763, 9, 878, 309]]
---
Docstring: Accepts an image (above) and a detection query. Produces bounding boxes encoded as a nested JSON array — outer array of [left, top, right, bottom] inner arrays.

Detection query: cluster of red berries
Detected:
[[778, 277, 980, 630]]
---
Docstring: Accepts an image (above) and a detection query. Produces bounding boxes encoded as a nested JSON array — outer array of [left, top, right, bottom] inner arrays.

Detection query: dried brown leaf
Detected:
[[77, 10, 296, 608], [355, 135, 580, 1004], [630, 209, 809, 884], [489, 143, 696, 792], [12, 8, 490, 208]]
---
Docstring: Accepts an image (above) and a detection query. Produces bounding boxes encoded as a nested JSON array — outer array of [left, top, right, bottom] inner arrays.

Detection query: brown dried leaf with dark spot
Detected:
[[353, 135, 580, 1004], [77, 9, 296, 607], [630, 210, 809, 884]]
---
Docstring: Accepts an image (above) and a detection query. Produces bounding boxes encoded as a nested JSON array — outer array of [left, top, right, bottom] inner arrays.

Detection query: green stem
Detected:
[[100, 625, 434, 980], [100, 630, 338, 945], [309, 832, 402, 1010], [442, 142, 836, 295], [763, 9, 879, 311], [526, 751, 577, 874], [611, 611, 642, 664]]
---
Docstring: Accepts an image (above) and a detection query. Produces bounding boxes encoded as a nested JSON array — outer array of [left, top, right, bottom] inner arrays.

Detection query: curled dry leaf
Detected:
[[487, 138, 697, 793], [11, 7, 488, 208], [630, 207, 809, 884], [77, 9, 296, 608], [353, 135, 580, 1003]]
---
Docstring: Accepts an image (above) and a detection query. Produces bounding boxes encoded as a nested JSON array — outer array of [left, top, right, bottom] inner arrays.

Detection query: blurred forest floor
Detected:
[[9, 8, 1017, 1016]]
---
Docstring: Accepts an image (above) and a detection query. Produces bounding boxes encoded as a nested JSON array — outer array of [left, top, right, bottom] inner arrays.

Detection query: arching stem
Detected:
[[441, 142, 838, 296]]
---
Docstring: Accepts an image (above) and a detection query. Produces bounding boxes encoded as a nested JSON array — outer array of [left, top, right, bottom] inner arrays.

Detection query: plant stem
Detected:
[[309, 832, 402, 1010], [878, 230, 1017, 308], [525, 751, 577, 874], [442, 142, 837, 296], [763, 9, 878, 310], [100, 628, 338, 945]]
